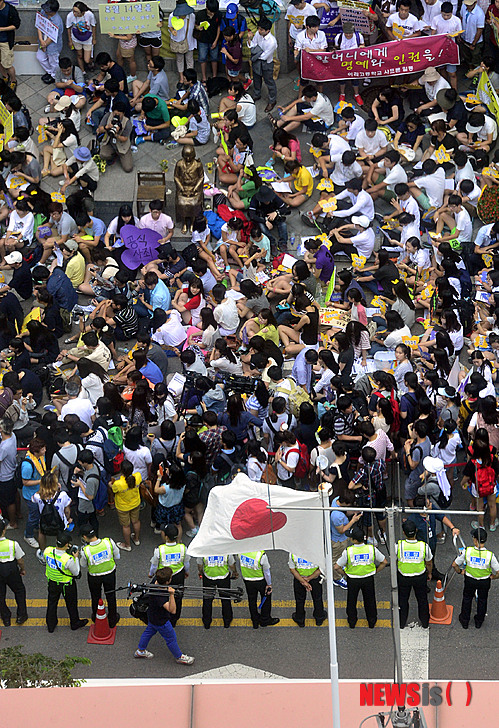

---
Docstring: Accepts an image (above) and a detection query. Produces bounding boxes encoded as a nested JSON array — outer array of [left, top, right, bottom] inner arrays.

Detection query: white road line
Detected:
[[400, 623, 429, 681]]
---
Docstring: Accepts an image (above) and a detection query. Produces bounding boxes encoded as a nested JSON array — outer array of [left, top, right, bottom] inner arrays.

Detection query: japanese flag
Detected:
[[187, 474, 327, 570]]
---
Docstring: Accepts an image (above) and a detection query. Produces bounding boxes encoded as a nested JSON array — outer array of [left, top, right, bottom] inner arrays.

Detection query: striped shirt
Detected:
[[114, 305, 138, 338]]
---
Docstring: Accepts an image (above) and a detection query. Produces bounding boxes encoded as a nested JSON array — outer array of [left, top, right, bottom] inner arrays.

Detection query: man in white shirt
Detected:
[[411, 66, 450, 115], [384, 181, 421, 228], [431, 1, 462, 89], [285, 0, 318, 47], [212, 283, 239, 335], [365, 149, 408, 202], [247, 17, 277, 112], [277, 84, 334, 133], [460, 0, 485, 68], [420, 0, 442, 31], [59, 379, 95, 429], [294, 15, 327, 58], [332, 177, 375, 223], [329, 215, 375, 257], [330, 149, 363, 188], [337, 106, 365, 141], [433, 193, 473, 244], [386, 0, 421, 39], [457, 111, 497, 152], [408, 159, 446, 210], [354, 118, 389, 172]]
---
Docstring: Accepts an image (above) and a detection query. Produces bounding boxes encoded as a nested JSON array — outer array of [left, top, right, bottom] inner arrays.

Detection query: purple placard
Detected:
[[120, 224, 161, 269]]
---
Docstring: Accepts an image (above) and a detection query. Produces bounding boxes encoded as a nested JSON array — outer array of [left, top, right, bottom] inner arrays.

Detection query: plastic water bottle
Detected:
[[289, 234, 295, 250]]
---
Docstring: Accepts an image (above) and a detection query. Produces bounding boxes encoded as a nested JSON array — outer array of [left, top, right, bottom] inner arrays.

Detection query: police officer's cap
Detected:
[[56, 531, 73, 547], [162, 524, 179, 540], [402, 520, 417, 537], [347, 525, 365, 542], [471, 527, 487, 544], [80, 524, 96, 538]]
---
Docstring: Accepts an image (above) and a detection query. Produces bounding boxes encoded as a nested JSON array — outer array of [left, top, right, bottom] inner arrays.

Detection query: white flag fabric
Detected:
[[187, 474, 327, 570]]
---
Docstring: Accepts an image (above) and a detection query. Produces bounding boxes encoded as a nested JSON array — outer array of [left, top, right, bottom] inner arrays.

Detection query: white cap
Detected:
[[4, 251, 22, 265], [351, 215, 370, 228], [423, 456, 445, 474]]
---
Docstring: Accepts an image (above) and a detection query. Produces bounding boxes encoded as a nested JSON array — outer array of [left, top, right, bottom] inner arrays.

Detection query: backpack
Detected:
[[0, 386, 13, 417], [214, 451, 247, 485], [39, 490, 65, 536], [373, 389, 401, 433], [473, 459, 497, 497], [13, 458, 31, 490], [87, 427, 124, 475], [458, 397, 478, 433], [275, 378, 313, 419], [454, 299, 474, 337], [285, 441, 310, 480], [21, 105, 33, 134], [55, 448, 79, 489], [426, 475, 453, 510]]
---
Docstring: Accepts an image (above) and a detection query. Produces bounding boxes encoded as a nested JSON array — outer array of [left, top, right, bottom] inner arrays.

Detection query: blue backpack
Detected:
[[205, 210, 225, 240]]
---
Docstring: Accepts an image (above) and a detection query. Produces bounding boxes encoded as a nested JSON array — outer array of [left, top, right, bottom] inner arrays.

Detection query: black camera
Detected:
[[69, 545, 78, 556]]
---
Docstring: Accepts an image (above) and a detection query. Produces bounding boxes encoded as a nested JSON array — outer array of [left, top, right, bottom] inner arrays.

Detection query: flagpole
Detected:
[[319, 483, 341, 728]]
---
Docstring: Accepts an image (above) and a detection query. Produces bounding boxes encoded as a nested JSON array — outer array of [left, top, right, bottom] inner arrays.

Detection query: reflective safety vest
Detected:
[[0, 539, 15, 563], [44, 548, 73, 584], [83, 539, 116, 576], [344, 544, 376, 578], [158, 543, 186, 574], [203, 555, 230, 579], [291, 554, 318, 577], [240, 551, 264, 581], [397, 539, 428, 576], [464, 546, 493, 580]]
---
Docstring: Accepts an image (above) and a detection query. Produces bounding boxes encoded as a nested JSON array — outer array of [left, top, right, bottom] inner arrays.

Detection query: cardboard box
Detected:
[[13, 36, 42, 76]]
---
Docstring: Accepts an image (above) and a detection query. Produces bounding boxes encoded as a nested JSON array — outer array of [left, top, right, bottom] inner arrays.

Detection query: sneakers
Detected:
[[367, 536, 378, 547], [339, 93, 346, 102], [333, 578, 348, 590], [490, 519, 499, 532], [243, 76, 253, 91], [176, 654, 195, 665], [354, 94, 364, 106], [23, 536, 39, 548], [135, 649, 154, 659], [186, 527, 199, 537], [301, 210, 317, 228], [135, 135, 145, 145], [471, 520, 480, 530], [36, 549, 45, 565], [44, 104, 51, 113], [71, 618, 88, 631]]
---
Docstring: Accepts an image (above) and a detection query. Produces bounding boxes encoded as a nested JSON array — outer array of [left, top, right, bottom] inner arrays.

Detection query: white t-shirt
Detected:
[[401, 195, 421, 228], [417, 167, 446, 207], [328, 134, 350, 160], [345, 114, 365, 141], [236, 95, 257, 127], [307, 93, 334, 126], [455, 207, 472, 242], [123, 445, 152, 482], [431, 13, 462, 34], [477, 115, 498, 142], [152, 310, 186, 347], [285, 3, 318, 39], [355, 128, 387, 156], [455, 160, 475, 184], [33, 490, 72, 527], [421, 0, 442, 26], [424, 75, 450, 102], [382, 162, 408, 191], [352, 228, 375, 258], [79, 373, 104, 407], [263, 413, 297, 451], [277, 444, 300, 480], [410, 248, 431, 269], [384, 325, 412, 349], [386, 11, 420, 37], [60, 398, 95, 429], [331, 159, 362, 186], [294, 28, 327, 51], [7, 211, 34, 242]]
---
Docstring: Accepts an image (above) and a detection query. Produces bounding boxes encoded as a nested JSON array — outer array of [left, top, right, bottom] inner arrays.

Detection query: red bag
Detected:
[[373, 389, 400, 433], [472, 460, 496, 497], [216, 204, 252, 242], [285, 441, 310, 480]]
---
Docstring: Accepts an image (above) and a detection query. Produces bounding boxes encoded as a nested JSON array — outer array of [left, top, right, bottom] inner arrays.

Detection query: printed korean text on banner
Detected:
[[300, 34, 459, 82], [187, 474, 326, 570], [120, 224, 161, 269], [99, 1, 160, 34], [477, 71, 499, 129], [35, 12, 60, 43]]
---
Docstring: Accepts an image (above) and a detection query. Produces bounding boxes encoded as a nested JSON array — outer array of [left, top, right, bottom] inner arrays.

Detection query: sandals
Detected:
[[132, 537, 140, 546], [117, 542, 131, 552]]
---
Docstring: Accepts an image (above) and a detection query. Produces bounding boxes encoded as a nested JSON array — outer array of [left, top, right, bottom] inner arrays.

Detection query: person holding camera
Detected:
[[96, 100, 133, 173], [43, 530, 88, 633]]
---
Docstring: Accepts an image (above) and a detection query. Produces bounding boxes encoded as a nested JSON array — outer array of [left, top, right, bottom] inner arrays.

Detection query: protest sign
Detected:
[[477, 71, 499, 128], [35, 12, 60, 43], [120, 224, 161, 268], [99, 2, 160, 35], [301, 34, 459, 81], [0, 100, 13, 152], [338, 0, 372, 33]]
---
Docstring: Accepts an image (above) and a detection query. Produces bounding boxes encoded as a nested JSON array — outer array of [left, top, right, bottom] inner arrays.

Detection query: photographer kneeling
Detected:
[[97, 101, 133, 173]]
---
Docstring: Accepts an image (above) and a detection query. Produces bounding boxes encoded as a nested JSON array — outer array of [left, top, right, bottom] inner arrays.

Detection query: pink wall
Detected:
[[1, 680, 491, 727]]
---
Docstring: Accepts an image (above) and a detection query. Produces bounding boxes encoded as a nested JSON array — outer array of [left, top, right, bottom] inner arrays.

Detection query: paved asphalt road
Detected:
[[0, 476, 496, 682]]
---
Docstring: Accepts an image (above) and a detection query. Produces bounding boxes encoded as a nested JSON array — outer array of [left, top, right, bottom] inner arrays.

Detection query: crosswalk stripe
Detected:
[[6, 598, 392, 609], [3, 617, 392, 628]]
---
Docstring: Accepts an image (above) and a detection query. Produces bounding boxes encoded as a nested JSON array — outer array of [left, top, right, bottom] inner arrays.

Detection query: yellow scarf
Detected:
[[25, 452, 46, 479]]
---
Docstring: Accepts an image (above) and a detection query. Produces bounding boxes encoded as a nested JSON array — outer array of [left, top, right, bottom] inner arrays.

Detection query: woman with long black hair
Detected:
[[218, 393, 263, 445], [75, 357, 108, 406], [103, 204, 139, 250], [345, 320, 370, 367], [129, 383, 153, 439]]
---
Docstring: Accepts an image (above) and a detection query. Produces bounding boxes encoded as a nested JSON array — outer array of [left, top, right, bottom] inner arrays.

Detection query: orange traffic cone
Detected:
[[87, 598, 116, 645], [429, 580, 453, 625]]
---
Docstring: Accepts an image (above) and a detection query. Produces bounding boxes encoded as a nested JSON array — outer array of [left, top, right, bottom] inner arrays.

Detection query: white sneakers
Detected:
[[134, 649, 195, 665], [23, 536, 39, 548]]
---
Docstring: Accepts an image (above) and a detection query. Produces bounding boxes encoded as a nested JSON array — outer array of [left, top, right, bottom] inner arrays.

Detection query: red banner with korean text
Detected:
[[300, 35, 459, 82]]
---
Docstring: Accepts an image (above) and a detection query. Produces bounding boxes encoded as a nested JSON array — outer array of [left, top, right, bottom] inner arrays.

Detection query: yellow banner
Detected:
[[477, 71, 499, 128]]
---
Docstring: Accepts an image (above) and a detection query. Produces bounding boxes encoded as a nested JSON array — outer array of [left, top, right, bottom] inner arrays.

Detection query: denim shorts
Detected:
[[198, 41, 219, 63]]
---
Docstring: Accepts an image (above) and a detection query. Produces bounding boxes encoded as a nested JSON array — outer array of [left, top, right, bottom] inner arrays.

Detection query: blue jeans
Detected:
[[198, 41, 218, 63], [138, 620, 182, 659], [262, 219, 288, 251], [90, 106, 106, 130], [24, 499, 39, 539]]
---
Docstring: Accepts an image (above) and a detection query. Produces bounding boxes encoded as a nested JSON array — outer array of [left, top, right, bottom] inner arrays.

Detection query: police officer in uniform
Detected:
[[80, 524, 121, 628], [396, 520, 433, 629], [44, 531, 88, 633], [239, 551, 279, 629], [288, 553, 327, 627], [334, 525, 388, 629], [197, 555, 238, 629], [0, 516, 28, 626], [452, 527, 499, 629], [149, 524, 190, 627]]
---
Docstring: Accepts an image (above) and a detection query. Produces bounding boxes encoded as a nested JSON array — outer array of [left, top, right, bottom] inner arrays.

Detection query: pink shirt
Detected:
[[139, 212, 174, 238], [289, 138, 302, 163]]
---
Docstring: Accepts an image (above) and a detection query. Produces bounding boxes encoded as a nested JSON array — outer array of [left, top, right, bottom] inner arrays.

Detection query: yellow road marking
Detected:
[[3, 617, 392, 628], [6, 599, 391, 609]]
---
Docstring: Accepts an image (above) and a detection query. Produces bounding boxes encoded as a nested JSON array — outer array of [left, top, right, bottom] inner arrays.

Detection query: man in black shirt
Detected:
[[94, 51, 128, 92], [134, 567, 194, 664], [437, 88, 468, 133], [249, 186, 290, 254], [2, 252, 32, 300], [0, 287, 23, 332]]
